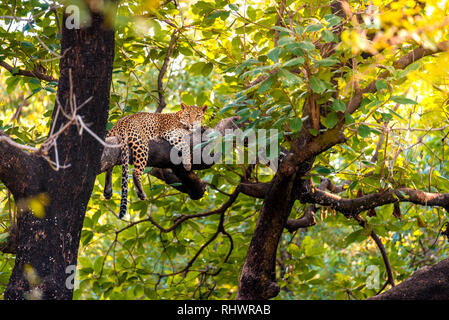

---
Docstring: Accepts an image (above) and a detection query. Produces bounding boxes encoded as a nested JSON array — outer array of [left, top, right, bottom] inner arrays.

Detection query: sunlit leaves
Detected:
[[1, 0, 449, 301], [390, 96, 418, 105]]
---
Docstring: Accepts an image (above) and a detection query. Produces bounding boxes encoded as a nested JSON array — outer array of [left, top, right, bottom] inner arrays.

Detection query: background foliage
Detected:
[[1, 0, 449, 299]]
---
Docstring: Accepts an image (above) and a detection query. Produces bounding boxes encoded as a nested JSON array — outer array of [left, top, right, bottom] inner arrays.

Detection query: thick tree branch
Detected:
[[368, 258, 449, 300], [285, 205, 317, 232], [239, 182, 271, 199], [0, 131, 43, 198], [306, 185, 449, 216]]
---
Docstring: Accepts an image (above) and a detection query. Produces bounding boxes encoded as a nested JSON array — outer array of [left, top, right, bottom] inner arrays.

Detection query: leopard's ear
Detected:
[[180, 103, 188, 110], [201, 105, 208, 112]]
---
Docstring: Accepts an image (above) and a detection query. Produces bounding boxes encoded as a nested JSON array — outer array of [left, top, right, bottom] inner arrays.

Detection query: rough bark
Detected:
[[369, 258, 449, 300], [3, 9, 115, 300]]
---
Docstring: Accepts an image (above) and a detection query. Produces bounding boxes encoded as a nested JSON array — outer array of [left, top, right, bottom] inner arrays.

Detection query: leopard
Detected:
[[104, 103, 207, 219]]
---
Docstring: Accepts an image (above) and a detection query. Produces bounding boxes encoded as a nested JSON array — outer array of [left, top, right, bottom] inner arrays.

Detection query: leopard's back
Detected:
[[107, 112, 184, 142]]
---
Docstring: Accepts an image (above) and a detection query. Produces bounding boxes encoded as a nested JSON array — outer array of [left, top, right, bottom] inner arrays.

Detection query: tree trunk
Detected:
[[236, 153, 299, 300], [4, 9, 115, 300]]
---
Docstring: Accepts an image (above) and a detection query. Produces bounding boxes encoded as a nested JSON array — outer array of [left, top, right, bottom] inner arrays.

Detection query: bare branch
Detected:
[[0, 61, 57, 82], [306, 185, 449, 216], [156, 30, 179, 113]]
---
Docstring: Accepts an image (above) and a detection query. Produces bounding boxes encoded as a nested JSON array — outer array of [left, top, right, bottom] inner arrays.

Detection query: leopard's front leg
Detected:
[[163, 129, 192, 171]]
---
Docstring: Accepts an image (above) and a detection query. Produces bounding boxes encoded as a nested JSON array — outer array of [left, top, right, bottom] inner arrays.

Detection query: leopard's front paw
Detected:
[[138, 191, 147, 201]]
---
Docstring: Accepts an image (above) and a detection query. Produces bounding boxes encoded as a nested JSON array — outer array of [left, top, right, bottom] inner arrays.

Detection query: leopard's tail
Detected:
[[119, 136, 130, 219]]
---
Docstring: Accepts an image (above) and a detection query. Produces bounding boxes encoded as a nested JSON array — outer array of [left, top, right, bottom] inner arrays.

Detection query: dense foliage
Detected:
[[1, 0, 449, 299]]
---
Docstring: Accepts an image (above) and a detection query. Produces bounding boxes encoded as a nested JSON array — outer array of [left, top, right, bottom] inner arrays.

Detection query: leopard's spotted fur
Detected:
[[104, 103, 207, 218]]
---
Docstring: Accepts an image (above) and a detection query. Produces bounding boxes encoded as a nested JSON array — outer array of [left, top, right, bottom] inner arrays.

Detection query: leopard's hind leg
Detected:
[[131, 141, 148, 201]]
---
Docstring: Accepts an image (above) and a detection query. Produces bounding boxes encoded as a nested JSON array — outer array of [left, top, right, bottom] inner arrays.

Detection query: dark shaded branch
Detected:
[[285, 205, 317, 232], [294, 126, 347, 164], [0, 61, 57, 82], [368, 258, 449, 300], [0, 131, 43, 198], [150, 167, 206, 200], [156, 30, 178, 113], [239, 181, 271, 199]]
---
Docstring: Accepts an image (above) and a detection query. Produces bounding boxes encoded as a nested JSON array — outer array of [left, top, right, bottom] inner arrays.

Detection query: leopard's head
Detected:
[[178, 103, 207, 130]]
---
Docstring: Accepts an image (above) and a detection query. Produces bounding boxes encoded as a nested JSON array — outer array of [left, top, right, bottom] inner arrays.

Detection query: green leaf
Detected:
[[321, 29, 337, 42], [322, 112, 338, 128], [390, 96, 418, 105], [6, 76, 20, 94], [299, 41, 315, 51], [314, 57, 339, 66], [332, 99, 346, 112], [345, 113, 355, 124], [267, 47, 281, 62], [289, 118, 303, 131], [314, 165, 334, 175], [272, 26, 292, 34], [93, 256, 104, 274], [202, 63, 214, 76], [309, 76, 327, 94], [358, 124, 371, 138], [344, 229, 367, 245], [181, 92, 195, 105], [0, 232, 9, 243], [228, 3, 239, 10], [283, 57, 305, 68], [258, 75, 274, 94], [324, 14, 342, 27], [305, 24, 323, 32], [189, 61, 206, 75], [386, 107, 405, 120], [375, 80, 388, 92], [279, 68, 300, 86], [20, 41, 34, 48]]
